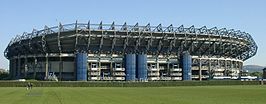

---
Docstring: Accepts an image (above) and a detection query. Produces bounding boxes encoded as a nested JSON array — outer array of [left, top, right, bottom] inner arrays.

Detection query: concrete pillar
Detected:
[[136, 54, 147, 81], [110, 59, 113, 79], [199, 59, 202, 81], [24, 57, 28, 78], [182, 51, 192, 80], [59, 56, 63, 81], [225, 60, 228, 75], [167, 61, 170, 76], [76, 53, 88, 81], [13, 59, 17, 79], [45, 54, 49, 80], [125, 54, 136, 81], [208, 59, 212, 80], [33, 57, 37, 79], [17, 58, 21, 79], [9, 59, 14, 79]]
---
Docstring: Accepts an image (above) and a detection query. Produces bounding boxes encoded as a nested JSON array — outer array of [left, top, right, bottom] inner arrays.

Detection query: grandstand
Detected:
[[4, 21, 257, 81]]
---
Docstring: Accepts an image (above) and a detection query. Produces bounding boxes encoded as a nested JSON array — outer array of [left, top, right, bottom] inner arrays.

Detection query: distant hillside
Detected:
[[243, 65, 265, 72]]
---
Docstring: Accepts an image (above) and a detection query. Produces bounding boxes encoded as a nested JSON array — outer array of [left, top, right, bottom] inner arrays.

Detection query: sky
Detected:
[[0, 0, 266, 70]]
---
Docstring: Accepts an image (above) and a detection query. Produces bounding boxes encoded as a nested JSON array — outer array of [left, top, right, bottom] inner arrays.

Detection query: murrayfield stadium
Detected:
[[4, 21, 257, 81]]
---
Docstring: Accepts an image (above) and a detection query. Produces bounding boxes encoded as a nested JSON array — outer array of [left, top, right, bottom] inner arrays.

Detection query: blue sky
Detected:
[[0, 0, 266, 70]]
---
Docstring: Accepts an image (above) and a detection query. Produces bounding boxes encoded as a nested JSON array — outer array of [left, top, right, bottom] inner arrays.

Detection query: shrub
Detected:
[[0, 80, 262, 87]]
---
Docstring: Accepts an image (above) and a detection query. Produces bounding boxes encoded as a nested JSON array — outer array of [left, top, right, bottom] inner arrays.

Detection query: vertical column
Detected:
[[45, 54, 49, 79], [167, 61, 170, 77], [182, 51, 192, 80], [237, 61, 241, 78], [156, 57, 159, 73], [76, 53, 88, 81], [17, 57, 21, 79], [208, 59, 212, 80], [9, 59, 14, 79], [239, 61, 243, 78], [59, 56, 63, 81], [24, 57, 28, 78], [99, 58, 101, 79], [263, 68, 266, 79], [125, 54, 136, 81], [13, 59, 17, 79], [225, 60, 228, 75], [110, 59, 113, 79], [33, 57, 37, 79], [199, 59, 202, 81], [137, 54, 147, 81]]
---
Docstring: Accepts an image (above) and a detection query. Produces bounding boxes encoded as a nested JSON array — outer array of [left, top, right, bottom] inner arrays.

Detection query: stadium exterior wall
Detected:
[[4, 22, 257, 81]]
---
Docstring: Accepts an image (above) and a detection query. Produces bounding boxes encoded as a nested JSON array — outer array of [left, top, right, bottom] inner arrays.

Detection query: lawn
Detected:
[[0, 85, 265, 104]]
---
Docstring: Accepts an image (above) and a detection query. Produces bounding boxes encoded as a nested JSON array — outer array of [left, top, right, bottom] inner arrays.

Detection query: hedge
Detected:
[[0, 80, 263, 87]]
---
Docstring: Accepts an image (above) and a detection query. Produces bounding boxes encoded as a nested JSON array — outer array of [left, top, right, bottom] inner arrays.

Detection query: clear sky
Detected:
[[0, 0, 265, 70]]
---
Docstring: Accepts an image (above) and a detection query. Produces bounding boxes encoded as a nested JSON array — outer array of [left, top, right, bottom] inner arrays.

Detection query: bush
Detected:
[[0, 80, 263, 87]]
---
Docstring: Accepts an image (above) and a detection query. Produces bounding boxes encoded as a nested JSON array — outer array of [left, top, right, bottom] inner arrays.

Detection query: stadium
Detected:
[[4, 21, 257, 81]]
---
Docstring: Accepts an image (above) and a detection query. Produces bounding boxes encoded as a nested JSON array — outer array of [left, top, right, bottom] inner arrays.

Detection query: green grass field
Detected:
[[0, 86, 265, 104]]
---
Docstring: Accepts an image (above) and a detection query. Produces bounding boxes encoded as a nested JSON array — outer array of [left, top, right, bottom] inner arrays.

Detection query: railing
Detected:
[[114, 77, 125, 80], [170, 68, 182, 71], [170, 73, 182, 76], [90, 72, 100, 76], [102, 77, 113, 80], [113, 72, 126, 76], [148, 77, 160, 80], [148, 68, 159, 71], [90, 68, 99, 71], [113, 68, 125, 71], [171, 77, 182, 80], [160, 77, 172, 80], [90, 77, 100, 80], [148, 73, 160, 76]]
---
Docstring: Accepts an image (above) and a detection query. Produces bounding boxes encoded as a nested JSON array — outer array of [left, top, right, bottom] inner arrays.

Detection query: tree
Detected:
[[249, 71, 263, 78], [0, 68, 9, 80]]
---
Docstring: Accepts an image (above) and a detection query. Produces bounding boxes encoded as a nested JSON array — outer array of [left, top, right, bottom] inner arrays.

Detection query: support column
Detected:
[[45, 54, 49, 80], [136, 54, 147, 81], [156, 58, 159, 72], [9, 59, 14, 79], [17, 57, 21, 79], [239, 61, 243, 78], [13, 59, 17, 79], [156, 56, 160, 79], [59, 55, 63, 81], [167, 61, 170, 77], [225, 60, 227, 73], [182, 51, 192, 80], [110, 58, 113, 79], [24, 57, 28, 78], [99, 57, 101, 79], [125, 54, 136, 81], [76, 53, 88, 81], [199, 59, 202, 81], [34, 57, 37, 79], [208, 59, 212, 80]]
